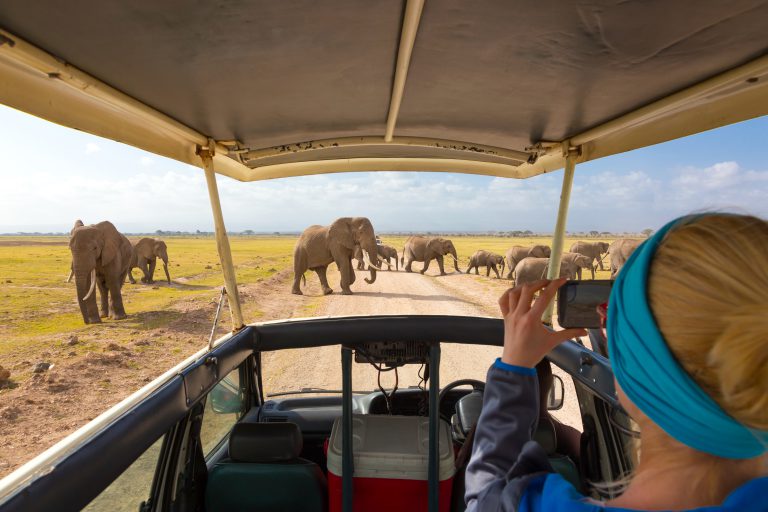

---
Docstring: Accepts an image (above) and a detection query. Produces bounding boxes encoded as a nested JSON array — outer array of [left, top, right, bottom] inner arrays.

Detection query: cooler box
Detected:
[[327, 414, 455, 512]]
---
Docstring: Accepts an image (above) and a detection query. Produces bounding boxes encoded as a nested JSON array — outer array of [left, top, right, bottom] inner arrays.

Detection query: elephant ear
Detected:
[[98, 222, 121, 266], [101, 236, 119, 266], [329, 219, 355, 250]]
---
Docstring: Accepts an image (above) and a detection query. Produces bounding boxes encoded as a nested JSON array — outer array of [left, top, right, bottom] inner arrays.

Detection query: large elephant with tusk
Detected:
[[69, 221, 133, 324], [292, 217, 381, 295], [401, 236, 460, 275]]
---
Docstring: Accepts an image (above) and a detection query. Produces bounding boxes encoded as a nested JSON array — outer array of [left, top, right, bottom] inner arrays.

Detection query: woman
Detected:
[[465, 213, 767, 510]]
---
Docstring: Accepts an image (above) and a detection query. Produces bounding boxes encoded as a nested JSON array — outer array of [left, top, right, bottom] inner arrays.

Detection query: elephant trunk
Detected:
[[361, 240, 380, 284], [75, 267, 100, 324], [162, 256, 171, 284]]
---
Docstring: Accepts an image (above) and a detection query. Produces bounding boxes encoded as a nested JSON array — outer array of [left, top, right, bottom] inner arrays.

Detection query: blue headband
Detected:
[[607, 215, 768, 459]]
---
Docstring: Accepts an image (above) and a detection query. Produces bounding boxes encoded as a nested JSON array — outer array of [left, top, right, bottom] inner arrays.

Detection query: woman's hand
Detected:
[[498, 278, 587, 368]]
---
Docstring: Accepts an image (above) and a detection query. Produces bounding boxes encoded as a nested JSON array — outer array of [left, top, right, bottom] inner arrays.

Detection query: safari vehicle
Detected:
[[0, 2, 766, 511]]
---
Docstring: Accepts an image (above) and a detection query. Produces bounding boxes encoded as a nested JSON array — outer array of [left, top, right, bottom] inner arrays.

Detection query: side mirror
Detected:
[[209, 376, 243, 414], [547, 375, 564, 411]]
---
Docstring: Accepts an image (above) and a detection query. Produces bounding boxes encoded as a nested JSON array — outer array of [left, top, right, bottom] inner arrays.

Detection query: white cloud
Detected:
[[84, 142, 101, 155], [1, 161, 766, 234]]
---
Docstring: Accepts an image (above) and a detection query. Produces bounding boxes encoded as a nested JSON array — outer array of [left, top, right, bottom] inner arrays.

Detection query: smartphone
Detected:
[[557, 280, 613, 329]]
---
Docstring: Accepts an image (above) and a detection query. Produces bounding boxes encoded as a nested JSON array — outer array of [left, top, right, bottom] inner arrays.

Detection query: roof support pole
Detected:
[[198, 141, 245, 331], [384, 0, 425, 141], [542, 148, 577, 324]]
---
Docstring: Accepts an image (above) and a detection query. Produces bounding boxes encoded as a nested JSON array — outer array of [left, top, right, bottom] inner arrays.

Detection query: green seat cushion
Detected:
[[206, 459, 327, 512]]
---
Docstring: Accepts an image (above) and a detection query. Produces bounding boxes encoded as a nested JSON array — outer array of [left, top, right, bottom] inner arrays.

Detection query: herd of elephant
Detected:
[[66, 220, 171, 325], [291, 217, 643, 295]]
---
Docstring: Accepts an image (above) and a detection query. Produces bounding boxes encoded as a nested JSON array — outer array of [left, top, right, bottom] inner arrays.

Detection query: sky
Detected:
[[0, 104, 766, 234]]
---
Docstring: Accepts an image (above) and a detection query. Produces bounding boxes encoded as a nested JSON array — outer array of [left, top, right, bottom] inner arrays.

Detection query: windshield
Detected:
[[1, 102, 765, 480]]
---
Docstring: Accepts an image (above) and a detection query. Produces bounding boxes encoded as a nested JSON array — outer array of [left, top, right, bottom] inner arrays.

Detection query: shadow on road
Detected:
[[352, 291, 474, 304]]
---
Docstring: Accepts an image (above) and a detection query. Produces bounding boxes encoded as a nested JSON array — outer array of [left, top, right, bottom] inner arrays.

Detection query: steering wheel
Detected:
[[437, 379, 485, 422]]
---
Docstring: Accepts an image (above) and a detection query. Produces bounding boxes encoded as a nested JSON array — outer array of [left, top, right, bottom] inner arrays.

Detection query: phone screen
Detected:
[[557, 280, 613, 329]]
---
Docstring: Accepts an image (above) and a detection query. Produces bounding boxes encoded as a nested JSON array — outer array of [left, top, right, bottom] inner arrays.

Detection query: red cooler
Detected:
[[327, 414, 455, 512]]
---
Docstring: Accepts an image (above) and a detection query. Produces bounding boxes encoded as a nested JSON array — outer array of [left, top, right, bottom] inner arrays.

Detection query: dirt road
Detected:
[[264, 265, 582, 430]]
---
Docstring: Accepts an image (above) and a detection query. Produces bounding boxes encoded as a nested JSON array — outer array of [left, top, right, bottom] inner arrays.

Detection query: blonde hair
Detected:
[[647, 214, 768, 431]]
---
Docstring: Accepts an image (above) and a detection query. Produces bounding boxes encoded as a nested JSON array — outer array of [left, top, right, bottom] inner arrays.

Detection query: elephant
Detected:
[[559, 252, 595, 280], [569, 241, 610, 279], [69, 221, 133, 324], [292, 217, 381, 295], [466, 250, 505, 279], [505, 244, 551, 280], [514, 257, 585, 287], [401, 236, 460, 275], [609, 239, 643, 279], [66, 219, 84, 283], [377, 244, 399, 271], [128, 238, 171, 284]]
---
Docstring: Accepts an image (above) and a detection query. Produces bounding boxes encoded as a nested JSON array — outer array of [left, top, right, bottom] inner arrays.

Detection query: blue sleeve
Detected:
[[464, 361, 554, 511]]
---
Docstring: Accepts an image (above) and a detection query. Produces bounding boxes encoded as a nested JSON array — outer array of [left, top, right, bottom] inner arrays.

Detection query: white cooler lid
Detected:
[[327, 414, 455, 481]]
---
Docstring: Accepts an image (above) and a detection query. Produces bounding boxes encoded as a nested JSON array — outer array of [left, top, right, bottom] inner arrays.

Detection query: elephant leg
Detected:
[[96, 276, 109, 318], [138, 257, 150, 283], [148, 258, 156, 284], [337, 259, 354, 295], [484, 265, 489, 276], [404, 255, 413, 272], [107, 274, 127, 320], [420, 257, 431, 274], [436, 255, 446, 276], [591, 266, 596, 280], [577, 268, 582, 280], [598, 257, 605, 271], [348, 259, 357, 286], [492, 264, 500, 279], [315, 266, 333, 295]]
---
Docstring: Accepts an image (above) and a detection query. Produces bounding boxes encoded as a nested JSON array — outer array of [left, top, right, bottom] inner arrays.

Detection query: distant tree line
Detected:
[[1, 228, 655, 237]]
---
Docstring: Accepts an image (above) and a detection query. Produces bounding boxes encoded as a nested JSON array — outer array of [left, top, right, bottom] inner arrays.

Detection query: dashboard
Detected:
[[257, 387, 473, 435]]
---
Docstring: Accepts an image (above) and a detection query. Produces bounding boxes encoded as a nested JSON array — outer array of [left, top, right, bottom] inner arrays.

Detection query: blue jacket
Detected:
[[464, 360, 768, 511]]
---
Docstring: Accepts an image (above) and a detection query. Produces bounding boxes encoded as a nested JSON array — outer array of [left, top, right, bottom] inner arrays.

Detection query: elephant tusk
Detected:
[[82, 269, 97, 301], [362, 250, 384, 271]]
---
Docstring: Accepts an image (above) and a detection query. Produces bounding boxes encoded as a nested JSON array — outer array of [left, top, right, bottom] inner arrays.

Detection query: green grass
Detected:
[[0, 236, 297, 358]]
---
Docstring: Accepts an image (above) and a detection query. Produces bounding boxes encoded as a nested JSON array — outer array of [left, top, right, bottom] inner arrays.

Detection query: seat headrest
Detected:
[[229, 422, 303, 463], [533, 417, 557, 454]]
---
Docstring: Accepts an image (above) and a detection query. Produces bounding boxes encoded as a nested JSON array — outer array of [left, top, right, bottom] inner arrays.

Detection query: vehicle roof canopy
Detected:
[[0, 1, 766, 181]]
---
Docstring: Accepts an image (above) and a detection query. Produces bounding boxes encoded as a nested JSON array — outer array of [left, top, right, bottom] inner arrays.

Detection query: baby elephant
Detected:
[[560, 252, 595, 280], [377, 245, 399, 271], [514, 255, 591, 286], [466, 250, 505, 279], [129, 238, 171, 284]]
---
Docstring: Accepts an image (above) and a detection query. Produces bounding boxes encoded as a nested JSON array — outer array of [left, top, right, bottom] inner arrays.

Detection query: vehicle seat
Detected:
[[206, 422, 327, 512], [534, 417, 581, 491], [451, 419, 580, 512]]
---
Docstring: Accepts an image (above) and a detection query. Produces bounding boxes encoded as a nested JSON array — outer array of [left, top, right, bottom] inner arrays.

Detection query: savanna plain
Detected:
[[0, 235, 615, 478]]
